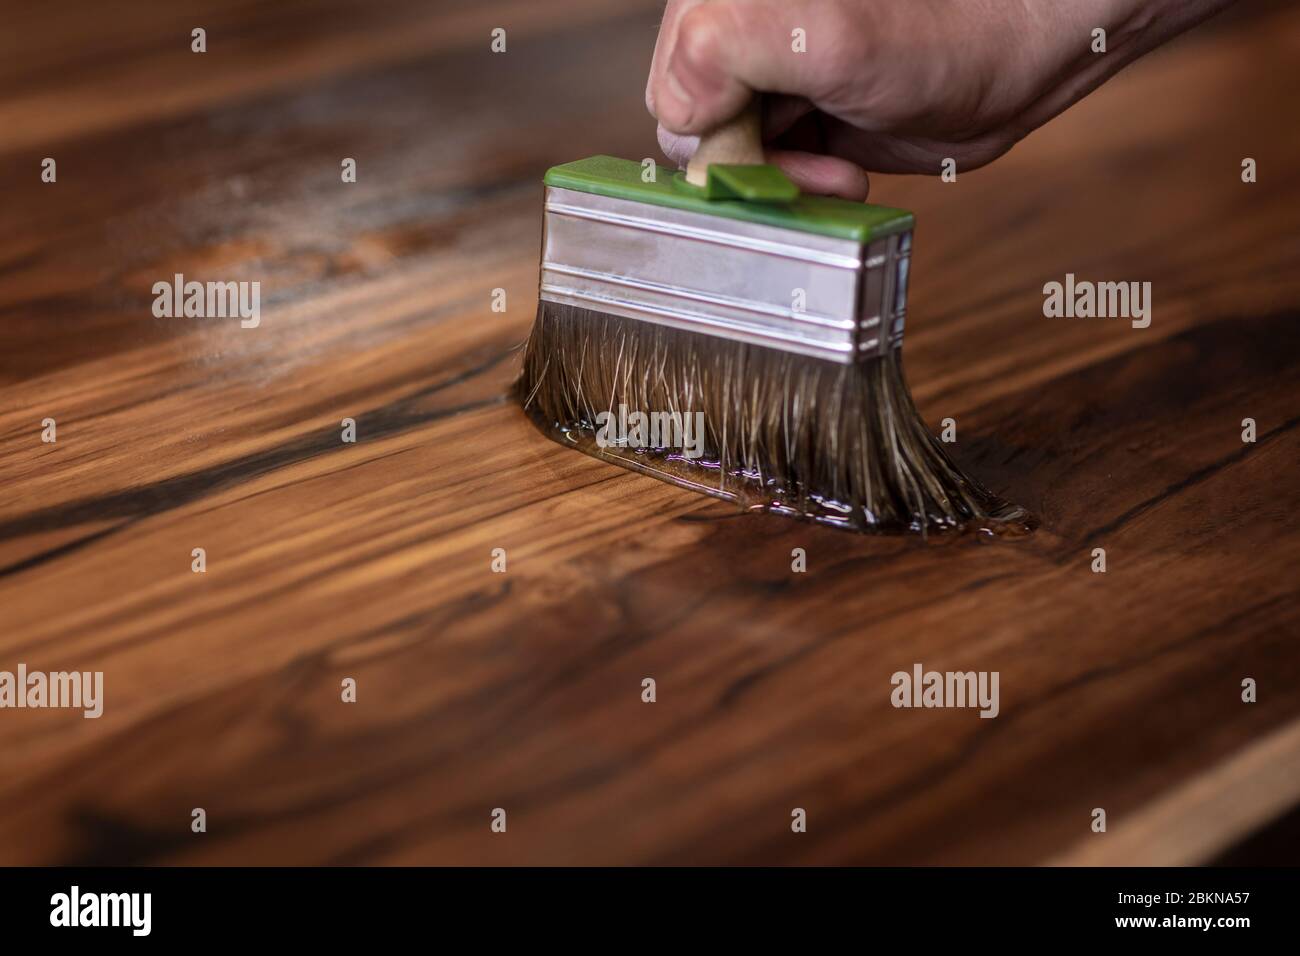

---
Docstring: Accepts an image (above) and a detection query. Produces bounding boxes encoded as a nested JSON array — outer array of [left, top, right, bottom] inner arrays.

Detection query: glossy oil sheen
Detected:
[[523, 406, 1037, 538]]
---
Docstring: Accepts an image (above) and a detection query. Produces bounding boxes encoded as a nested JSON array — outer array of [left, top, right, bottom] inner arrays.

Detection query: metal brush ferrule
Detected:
[[539, 186, 911, 364]]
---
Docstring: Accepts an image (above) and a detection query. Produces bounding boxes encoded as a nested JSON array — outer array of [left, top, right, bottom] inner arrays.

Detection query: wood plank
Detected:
[[1049, 716, 1300, 866], [0, 0, 1296, 865]]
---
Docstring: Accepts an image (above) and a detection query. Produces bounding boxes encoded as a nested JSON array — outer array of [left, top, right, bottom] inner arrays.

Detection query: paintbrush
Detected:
[[515, 103, 1030, 535]]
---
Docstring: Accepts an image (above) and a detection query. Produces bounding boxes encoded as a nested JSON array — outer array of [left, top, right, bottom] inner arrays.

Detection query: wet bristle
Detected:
[[516, 302, 1029, 535]]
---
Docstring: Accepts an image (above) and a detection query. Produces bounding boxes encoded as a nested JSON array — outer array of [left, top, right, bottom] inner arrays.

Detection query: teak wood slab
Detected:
[[0, 0, 1297, 865]]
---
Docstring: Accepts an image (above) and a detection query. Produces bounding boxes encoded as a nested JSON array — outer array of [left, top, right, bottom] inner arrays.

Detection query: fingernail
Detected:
[[657, 126, 699, 168]]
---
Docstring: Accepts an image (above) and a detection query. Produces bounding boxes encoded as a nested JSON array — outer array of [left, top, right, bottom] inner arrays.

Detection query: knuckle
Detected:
[[675, 5, 729, 74]]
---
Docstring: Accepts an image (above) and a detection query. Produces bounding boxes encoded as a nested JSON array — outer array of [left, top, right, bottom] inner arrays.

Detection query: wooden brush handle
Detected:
[[685, 98, 764, 186]]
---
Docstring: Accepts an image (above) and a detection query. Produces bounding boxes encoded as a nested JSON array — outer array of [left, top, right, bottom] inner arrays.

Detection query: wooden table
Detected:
[[1, 0, 1297, 865]]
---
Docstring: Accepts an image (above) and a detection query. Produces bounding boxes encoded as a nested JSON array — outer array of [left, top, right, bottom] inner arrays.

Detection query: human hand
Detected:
[[647, 0, 1235, 199]]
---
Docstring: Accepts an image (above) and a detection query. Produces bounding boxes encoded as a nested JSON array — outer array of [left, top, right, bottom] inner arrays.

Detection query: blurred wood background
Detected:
[[0, 0, 1297, 865]]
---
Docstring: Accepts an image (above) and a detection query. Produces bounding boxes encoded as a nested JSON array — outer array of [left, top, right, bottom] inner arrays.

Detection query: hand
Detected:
[[647, 0, 1235, 199]]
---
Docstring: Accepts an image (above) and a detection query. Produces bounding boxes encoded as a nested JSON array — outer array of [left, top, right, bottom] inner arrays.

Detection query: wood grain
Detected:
[[0, 0, 1297, 865]]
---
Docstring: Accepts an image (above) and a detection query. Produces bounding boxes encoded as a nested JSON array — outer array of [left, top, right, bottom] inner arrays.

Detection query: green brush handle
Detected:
[[682, 96, 800, 203], [685, 99, 765, 185], [544, 156, 912, 243]]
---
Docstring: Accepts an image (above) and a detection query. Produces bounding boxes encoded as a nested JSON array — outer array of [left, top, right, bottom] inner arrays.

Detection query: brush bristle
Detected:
[[516, 301, 1029, 535]]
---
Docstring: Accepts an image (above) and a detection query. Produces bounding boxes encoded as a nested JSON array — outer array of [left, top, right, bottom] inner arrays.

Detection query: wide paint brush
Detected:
[[516, 103, 1030, 535]]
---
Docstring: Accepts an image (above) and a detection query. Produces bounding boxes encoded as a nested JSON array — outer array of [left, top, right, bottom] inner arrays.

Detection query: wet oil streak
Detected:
[[523, 407, 1036, 539]]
